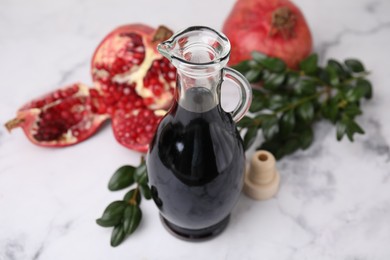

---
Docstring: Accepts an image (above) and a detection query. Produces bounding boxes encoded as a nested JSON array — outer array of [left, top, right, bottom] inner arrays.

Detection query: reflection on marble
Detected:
[[1, 0, 390, 259]]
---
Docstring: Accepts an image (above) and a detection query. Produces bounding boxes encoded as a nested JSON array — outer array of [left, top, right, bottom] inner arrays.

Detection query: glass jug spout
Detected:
[[157, 26, 231, 75]]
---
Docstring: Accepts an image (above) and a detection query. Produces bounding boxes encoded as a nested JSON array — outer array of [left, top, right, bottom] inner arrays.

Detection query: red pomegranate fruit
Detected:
[[112, 108, 164, 152], [91, 24, 176, 111], [91, 24, 176, 152], [223, 0, 312, 68], [5, 24, 176, 153], [5, 83, 109, 147]]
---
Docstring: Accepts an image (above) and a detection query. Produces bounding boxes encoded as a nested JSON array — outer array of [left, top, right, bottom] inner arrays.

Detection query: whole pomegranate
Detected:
[[223, 0, 312, 68]]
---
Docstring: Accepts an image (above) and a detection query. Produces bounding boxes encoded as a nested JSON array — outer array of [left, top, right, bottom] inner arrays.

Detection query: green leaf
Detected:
[[337, 83, 353, 93], [322, 99, 339, 123], [139, 184, 152, 200], [327, 59, 348, 79], [135, 172, 148, 186], [345, 86, 367, 103], [318, 67, 330, 85], [123, 188, 141, 205], [294, 79, 317, 95], [262, 116, 279, 140], [108, 166, 135, 191], [249, 101, 264, 113], [96, 217, 122, 228], [287, 71, 300, 86], [245, 69, 262, 83], [343, 104, 362, 118], [345, 119, 365, 141], [326, 65, 340, 86], [336, 120, 347, 141], [299, 128, 314, 149], [345, 59, 365, 73], [111, 225, 126, 247], [252, 88, 265, 99], [243, 127, 258, 150], [248, 60, 259, 69], [264, 73, 286, 90], [280, 138, 301, 156], [134, 164, 147, 177], [280, 110, 295, 136], [249, 90, 267, 112], [344, 89, 356, 102], [231, 60, 251, 73], [356, 79, 373, 99], [262, 136, 302, 159], [299, 54, 318, 75], [134, 162, 148, 185], [123, 205, 142, 235], [258, 138, 284, 159], [297, 102, 314, 122], [96, 201, 126, 227], [259, 57, 286, 72], [251, 51, 267, 63], [237, 116, 254, 128], [253, 114, 272, 127], [268, 95, 287, 110]]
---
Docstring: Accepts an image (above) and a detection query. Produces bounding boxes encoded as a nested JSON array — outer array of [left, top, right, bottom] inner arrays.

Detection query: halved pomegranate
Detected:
[[5, 83, 109, 147], [91, 24, 176, 152], [91, 24, 176, 111]]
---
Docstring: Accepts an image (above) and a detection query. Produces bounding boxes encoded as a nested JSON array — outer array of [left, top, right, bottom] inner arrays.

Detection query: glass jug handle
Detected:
[[222, 67, 252, 122]]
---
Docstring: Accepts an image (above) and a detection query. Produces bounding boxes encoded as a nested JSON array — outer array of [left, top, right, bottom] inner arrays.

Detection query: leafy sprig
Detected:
[[96, 157, 151, 247], [234, 52, 372, 159]]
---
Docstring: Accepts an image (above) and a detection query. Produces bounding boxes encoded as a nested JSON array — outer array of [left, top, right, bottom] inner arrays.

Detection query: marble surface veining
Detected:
[[1, 0, 390, 259]]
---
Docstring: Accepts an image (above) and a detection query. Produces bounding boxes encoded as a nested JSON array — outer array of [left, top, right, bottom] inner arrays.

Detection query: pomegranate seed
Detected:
[[145, 124, 153, 132], [53, 91, 61, 99], [143, 97, 154, 106], [123, 87, 131, 95], [108, 85, 115, 93], [72, 130, 80, 136], [135, 46, 145, 53], [106, 107, 114, 115], [118, 100, 126, 109], [35, 100, 46, 108], [60, 110, 71, 119], [89, 89, 99, 97], [152, 84, 163, 96]]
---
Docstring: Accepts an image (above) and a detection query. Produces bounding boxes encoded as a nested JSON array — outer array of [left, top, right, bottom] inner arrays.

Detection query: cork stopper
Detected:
[[243, 150, 280, 200]]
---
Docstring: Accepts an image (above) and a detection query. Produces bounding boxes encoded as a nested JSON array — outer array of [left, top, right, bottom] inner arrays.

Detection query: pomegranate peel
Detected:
[[5, 83, 109, 147]]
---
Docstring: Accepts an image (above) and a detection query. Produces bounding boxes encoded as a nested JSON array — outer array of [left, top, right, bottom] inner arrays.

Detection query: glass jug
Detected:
[[147, 26, 252, 241]]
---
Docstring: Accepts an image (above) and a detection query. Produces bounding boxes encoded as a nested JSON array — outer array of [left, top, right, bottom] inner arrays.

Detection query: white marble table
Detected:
[[1, 0, 390, 259]]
